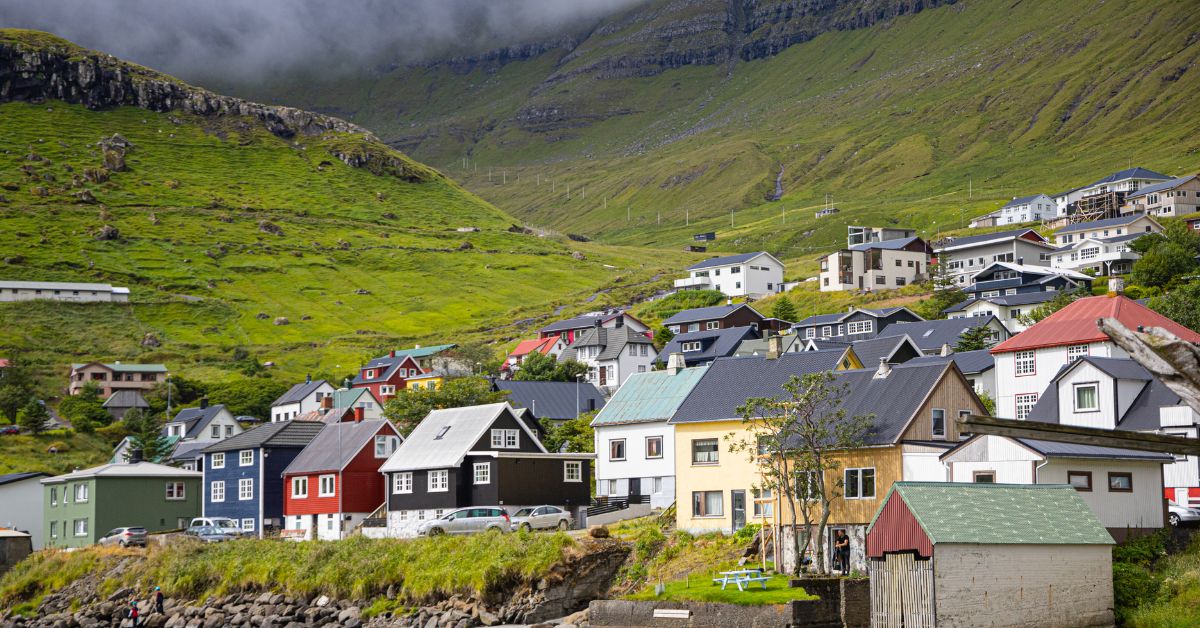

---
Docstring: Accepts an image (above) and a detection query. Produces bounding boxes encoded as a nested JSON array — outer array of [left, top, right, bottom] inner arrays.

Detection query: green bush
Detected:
[[1113, 562, 1161, 624], [1113, 530, 1167, 567], [733, 524, 761, 544]]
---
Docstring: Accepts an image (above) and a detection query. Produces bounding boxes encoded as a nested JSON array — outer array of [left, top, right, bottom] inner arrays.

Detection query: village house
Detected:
[[591, 356, 709, 514], [876, 315, 1011, 355], [866, 483, 1115, 628], [995, 194, 1056, 224], [1053, 214, 1163, 246], [989, 293, 1200, 421], [1052, 233, 1144, 276], [41, 460, 202, 549], [818, 237, 931, 292], [0, 280, 129, 303], [538, 311, 649, 343], [68, 362, 168, 399], [101, 389, 149, 421], [941, 434, 1170, 540], [352, 351, 424, 402], [270, 377, 336, 423], [907, 350, 996, 399], [932, 228, 1057, 286], [660, 303, 788, 334], [559, 321, 656, 392], [1071, 167, 1172, 221], [489, 379, 606, 424], [675, 252, 786, 298], [734, 332, 806, 357], [793, 307, 923, 342], [374, 404, 594, 537], [960, 262, 1092, 300], [0, 472, 50, 549], [655, 326, 760, 368], [847, 226, 917, 247], [810, 335, 924, 367], [946, 292, 1058, 333], [1122, 174, 1200, 218], [282, 419, 401, 540], [112, 400, 244, 470], [200, 421, 325, 537], [503, 336, 567, 375], [295, 388, 383, 423]]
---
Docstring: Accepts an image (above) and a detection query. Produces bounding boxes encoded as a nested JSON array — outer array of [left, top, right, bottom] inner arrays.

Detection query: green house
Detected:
[[41, 461, 202, 549]]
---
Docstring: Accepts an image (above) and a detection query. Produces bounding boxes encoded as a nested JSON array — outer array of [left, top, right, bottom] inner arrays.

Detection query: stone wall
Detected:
[[588, 599, 812, 628], [0, 536, 32, 577]]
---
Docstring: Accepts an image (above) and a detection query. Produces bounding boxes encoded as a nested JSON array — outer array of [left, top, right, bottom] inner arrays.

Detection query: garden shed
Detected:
[[865, 482, 1115, 627]]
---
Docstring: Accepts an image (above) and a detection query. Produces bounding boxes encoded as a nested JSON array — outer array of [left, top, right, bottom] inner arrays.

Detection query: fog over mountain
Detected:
[[0, 0, 644, 82]]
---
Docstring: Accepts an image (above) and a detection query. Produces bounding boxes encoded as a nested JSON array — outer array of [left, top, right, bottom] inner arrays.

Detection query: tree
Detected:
[[444, 342, 503, 376], [207, 378, 291, 420], [975, 389, 996, 416], [954, 325, 996, 352], [144, 375, 206, 417], [915, 257, 966, 320], [653, 325, 675, 352], [1149, 281, 1200, 333], [0, 355, 36, 423], [540, 412, 596, 453], [731, 372, 873, 576], [1130, 222, 1200, 289], [771, 297, 798, 323], [16, 398, 49, 435], [123, 408, 173, 462], [382, 376, 510, 436], [58, 383, 111, 433], [513, 352, 589, 382]]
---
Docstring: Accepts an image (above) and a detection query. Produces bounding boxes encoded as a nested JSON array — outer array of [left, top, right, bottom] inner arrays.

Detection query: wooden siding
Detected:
[[867, 494, 933, 558], [899, 367, 987, 442]]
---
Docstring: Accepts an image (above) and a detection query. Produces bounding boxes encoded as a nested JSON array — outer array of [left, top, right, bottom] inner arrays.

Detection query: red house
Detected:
[[351, 351, 423, 402], [281, 418, 401, 540]]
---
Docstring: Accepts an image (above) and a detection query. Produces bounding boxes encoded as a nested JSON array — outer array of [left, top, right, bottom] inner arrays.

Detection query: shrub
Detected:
[[1113, 562, 1161, 624]]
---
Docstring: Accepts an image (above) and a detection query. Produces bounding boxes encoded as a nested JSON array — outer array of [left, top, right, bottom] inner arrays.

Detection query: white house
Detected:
[[559, 321, 656, 392], [590, 357, 708, 514], [270, 378, 337, 423], [995, 194, 1055, 224], [675, 252, 785, 298], [0, 281, 130, 303], [0, 472, 49, 549], [945, 291, 1060, 333], [1053, 214, 1163, 246], [941, 435, 1169, 540], [1122, 175, 1200, 218], [112, 401, 245, 470], [819, 237, 931, 292], [933, 228, 1057, 286]]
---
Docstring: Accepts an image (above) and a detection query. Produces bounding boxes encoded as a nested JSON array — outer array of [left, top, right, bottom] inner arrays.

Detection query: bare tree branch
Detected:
[[1098, 317, 1200, 414]]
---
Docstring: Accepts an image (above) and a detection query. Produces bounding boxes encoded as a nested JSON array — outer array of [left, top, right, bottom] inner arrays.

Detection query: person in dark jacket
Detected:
[[153, 586, 164, 614], [834, 530, 851, 576]]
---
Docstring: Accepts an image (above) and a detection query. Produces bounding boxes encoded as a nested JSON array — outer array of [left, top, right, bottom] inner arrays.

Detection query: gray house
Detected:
[[934, 228, 1057, 287]]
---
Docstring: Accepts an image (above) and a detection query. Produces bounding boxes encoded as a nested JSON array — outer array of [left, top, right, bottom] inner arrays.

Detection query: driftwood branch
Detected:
[[1098, 317, 1200, 415], [957, 414, 1200, 455]]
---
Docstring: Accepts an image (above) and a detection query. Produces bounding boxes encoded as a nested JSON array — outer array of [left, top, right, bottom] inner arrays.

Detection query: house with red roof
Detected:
[[503, 336, 567, 376], [990, 294, 1200, 420]]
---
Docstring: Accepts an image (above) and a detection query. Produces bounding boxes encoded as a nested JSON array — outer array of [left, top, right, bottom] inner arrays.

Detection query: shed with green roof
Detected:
[[865, 482, 1114, 627]]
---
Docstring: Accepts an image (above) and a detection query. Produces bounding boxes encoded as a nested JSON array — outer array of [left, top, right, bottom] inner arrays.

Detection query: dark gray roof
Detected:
[[1055, 214, 1150, 234], [848, 236, 923, 251], [850, 335, 920, 366], [201, 420, 325, 453], [492, 380, 607, 421], [562, 325, 653, 362], [352, 354, 418, 385], [794, 306, 914, 328], [669, 350, 854, 423], [379, 403, 547, 473], [795, 312, 846, 327], [272, 380, 329, 407], [877, 316, 1002, 352], [657, 326, 759, 365], [1017, 438, 1172, 461], [167, 441, 209, 463], [943, 291, 1060, 313], [1001, 195, 1047, 208], [170, 404, 229, 439], [283, 420, 392, 475], [1127, 176, 1197, 199], [936, 228, 1046, 250], [102, 389, 149, 409], [1066, 356, 1153, 382], [0, 472, 50, 486], [822, 362, 954, 445], [540, 314, 608, 334], [1087, 167, 1170, 187], [686, 252, 768, 271], [663, 304, 759, 325], [1026, 358, 1184, 431]]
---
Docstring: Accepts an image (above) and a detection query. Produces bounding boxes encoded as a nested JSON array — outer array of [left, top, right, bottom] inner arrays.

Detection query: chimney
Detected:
[[727, 298, 733, 306], [940, 344, 953, 357], [322, 395, 333, 409], [667, 352, 686, 375], [767, 335, 785, 360], [305, 373, 312, 384], [1108, 277, 1125, 297], [1017, 257, 1024, 265], [874, 357, 892, 379], [389, 350, 396, 358], [593, 318, 603, 329], [614, 316, 624, 328], [200, 397, 209, 409], [129, 448, 144, 463], [353, 407, 364, 423]]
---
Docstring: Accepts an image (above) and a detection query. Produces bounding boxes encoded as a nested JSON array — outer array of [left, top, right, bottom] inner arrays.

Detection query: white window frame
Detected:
[[681, 341, 701, 352], [1015, 393, 1039, 421], [473, 462, 491, 485], [692, 490, 724, 517], [844, 467, 876, 500], [238, 478, 254, 501], [210, 480, 225, 503], [165, 481, 186, 501], [705, 321, 720, 330], [375, 435, 397, 458], [74, 518, 88, 537], [1073, 382, 1100, 412], [645, 436, 663, 459], [491, 428, 519, 449], [1067, 344, 1090, 363], [74, 483, 89, 503], [239, 450, 253, 466], [292, 476, 308, 498], [379, 385, 395, 396], [847, 320, 874, 335], [564, 461, 582, 482], [241, 518, 256, 532], [210, 426, 220, 439], [1014, 350, 1036, 376], [428, 470, 449, 492], [211, 452, 225, 469], [692, 438, 719, 465], [318, 474, 335, 497], [392, 472, 413, 494], [609, 438, 627, 461]]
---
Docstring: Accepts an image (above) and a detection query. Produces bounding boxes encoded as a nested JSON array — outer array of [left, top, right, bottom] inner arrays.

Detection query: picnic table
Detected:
[[712, 569, 771, 591]]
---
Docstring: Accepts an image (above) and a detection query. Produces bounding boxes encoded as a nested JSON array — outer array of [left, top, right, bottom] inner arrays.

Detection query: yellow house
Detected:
[[405, 370, 451, 391]]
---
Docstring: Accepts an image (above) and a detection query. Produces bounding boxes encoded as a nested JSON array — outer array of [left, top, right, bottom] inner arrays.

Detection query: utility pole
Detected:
[[686, 208, 689, 226], [503, 169, 507, 184], [488, 167, 493, 183], [627, 205, 630, 222], [731, 208, 735, 228], [567, 184, 571, 200]]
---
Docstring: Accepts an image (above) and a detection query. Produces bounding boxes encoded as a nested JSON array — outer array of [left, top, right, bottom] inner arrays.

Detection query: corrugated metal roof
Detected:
[[663, 304, 754, 325], [686, 252, 769, 271], [272, 380, 329, 407], [1054, 214, 1155, 234], [0, 281, 122, 291], [656, 326, 758, 365], [283, 419, 391, 475], [935, 228, 1048, 251], [201, 420, 324, 453], [379, 403, 545, 472], [906, 349, 994, 375], [990, 295, 1200, 354], [877, 316, 1002, 352], [493, 380, 607, 420], [1017, 438, 1172, 461], [42, 461, 201, 483], [0, 472, 50, 486], [591, 366, 710, 426], [871, 482, 1113, 545], [102, 389, 149, 409]]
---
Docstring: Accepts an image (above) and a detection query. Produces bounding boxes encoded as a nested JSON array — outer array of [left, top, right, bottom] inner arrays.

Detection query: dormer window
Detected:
[[681, 341, 702, 352], [1073, 383, 1099, 412], [365, 369, 375, 379]]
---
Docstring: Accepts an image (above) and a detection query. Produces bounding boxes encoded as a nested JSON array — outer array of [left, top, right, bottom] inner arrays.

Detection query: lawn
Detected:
[[627, 573, 815, 606], [0, 430, 114, 475]]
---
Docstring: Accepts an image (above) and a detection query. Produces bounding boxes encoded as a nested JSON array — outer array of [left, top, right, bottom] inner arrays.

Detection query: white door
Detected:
[[1175, 488, 1190, 507]]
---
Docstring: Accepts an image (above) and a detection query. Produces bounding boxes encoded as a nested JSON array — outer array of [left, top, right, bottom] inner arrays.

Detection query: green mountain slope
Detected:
[[0, 30, 678, 390], [242, 0, 1200, 273]]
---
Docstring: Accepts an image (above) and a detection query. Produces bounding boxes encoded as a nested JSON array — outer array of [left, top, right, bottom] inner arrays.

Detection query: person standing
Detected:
[[153, 586, 164, 615], [128, 597, 140, 627], [834, 530, 851, 576]]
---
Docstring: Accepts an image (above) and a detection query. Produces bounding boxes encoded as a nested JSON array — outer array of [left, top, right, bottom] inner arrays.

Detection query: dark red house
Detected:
[[281, 418, 401, 540], [351, 351, 423, 402]]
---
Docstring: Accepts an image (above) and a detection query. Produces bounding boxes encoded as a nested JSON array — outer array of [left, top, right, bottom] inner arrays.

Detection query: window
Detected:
[[365, 369, 375, 379], [491, 429, 519, 449], [210, 426, 220, 439], [844, 468, 876, 499], [847, 320, 873, 335], [731, 265, 741, 274], [1108, 472, 1133, 492], [931, 409, 946, 439], [318, 474, 335, 497], [796, 471, 820, 500], [210, 481, 225, 502], [805, 327, 816, 339], [875, 276, 886, 285], [735, 282, 742, 290], [1068, 471, 1092, 491], [165, 482, 186, 501], [895, 259, 902, 267], [50, 521, 58, 538], [375, 435, 399, 458], [1010, 308, 1022, 320], [473, 463, 491, 484], [645, 436, 663, 459], [211, 452, 225, 469], [292, 477, 308, 498], [1067, 344, 1089, 363], [241, 518, 256, 533], [822, 326, 832, 337], [74, 519, 88, 536], [1015, 393, 1038, 421], [895, 277, 906, 286], [392, 472, 413, 494], [225, 425, 234, 437], [379, 385, 395, 396], [239, 450, 253, 466], [692, 491, 723, 517], [706, 321, 719, 330], [752, 488, 774, 517], [74, 483, 89, 503], [641, 344, 649, 357], [973, 471, 996, 483], [428, 470, 449, 492], [688, 323, 700, 333], [681, 341, 702, 352], [1074, 383, 1099, 412], [564, 461, 582, 482], [692, 439, 719, 465], [1014, 350, 1036, 376], [239, 478, 254, 500], [50, 487, 57, 507], [609, 439, 627, 461]]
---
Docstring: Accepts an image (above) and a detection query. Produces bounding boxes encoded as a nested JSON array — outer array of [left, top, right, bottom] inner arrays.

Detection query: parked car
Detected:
[[1168, 500, 1200, 526], [98, 527, 148, 547], [417, 507, 509, 536], [185, 525, 235, 543], [0, 426, 19, 435], [187, 517, 244, 536], [510, 505, 573, 532]]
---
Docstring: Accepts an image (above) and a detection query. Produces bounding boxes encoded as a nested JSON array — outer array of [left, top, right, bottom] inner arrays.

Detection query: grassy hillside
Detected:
[[0, 31, 682, 395], [244, 0, 1200, 274]]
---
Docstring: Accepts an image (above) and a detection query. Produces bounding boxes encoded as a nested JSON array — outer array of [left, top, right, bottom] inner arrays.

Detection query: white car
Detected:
[[1168, 501, 1200, 526], [187, 517, 244, 536], [510, 505, 573, 532]]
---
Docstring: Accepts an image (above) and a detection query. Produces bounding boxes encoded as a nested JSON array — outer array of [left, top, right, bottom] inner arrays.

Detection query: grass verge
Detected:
[[626, 573, 814, 606]]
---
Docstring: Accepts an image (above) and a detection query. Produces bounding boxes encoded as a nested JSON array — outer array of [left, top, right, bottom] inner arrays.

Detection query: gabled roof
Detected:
[[662, 303, 761, 325], [990, 295, 1200, 354], [848, 236, 925, 252], [353, 353, 422, 385], [733, 334, 806, 357], [1125, 175, 1198, 199], [391, 344, 456, 359], [1054, 214, 1159, 234], [943, 291, 1061, 313], [1058, 356, 1153, 383], [283, 419, 394, 475], [330, 388, 374, 408], [934, 228, 1049, 251], [169, 404, 230, 439], [1026, 357, 1187, 431], [870, 482, 1113, 545], [562, 325, 654, 362], [850, 335, 922, 366], [0, 280, 122, 291], [539, 312, 639, 334], [794, 312, 847, 327], [818, 362, 954, 445], [1000, 194, 1048, 209], [1087, 167, 1170, 187], [669, 349, 857, 424], [0, 472, 50, 486], [877, 316, 1004, 353], [379, 403, 545, 472], [492, 380, 607, 421], [167, 440, 209, 463], [972, 262, 1092, 282], [509, 337, 560, 358], [102, 389, 149, 409], [272, 380, 330, 407], [591, 366, 710, 426], [201, 420, 325, 453], [1016, 438, 1171, 461], [42, 461, 201, 483], [686, 251, 776, 271], [906, 349, 994, 375], [794, 306, 920, 328], [656, 326, 759, 364]]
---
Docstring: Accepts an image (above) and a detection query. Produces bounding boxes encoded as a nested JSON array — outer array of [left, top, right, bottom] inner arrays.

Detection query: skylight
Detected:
[[434, 426, 451, 440]]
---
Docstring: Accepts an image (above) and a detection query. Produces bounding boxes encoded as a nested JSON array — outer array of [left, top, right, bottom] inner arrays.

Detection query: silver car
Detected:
[[510, 505, 573, 532], [187, 517, 244, 536], [417, 507, 509, 536], [1168, 500, 1200, 526], [98, 527, 147, 547]]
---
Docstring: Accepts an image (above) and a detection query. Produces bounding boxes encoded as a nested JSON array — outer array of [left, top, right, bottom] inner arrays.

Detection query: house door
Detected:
[[869, 552, 935, 628], [599, 367, 607, 386], [731, 490, 746, 531], [629, 478, 641, 499]]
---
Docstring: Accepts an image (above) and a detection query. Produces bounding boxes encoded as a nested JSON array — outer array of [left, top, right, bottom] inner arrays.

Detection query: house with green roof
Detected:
[[68, 361, 168, 399], [590, 356, 709, 512], [866, 482, 1114, 627]]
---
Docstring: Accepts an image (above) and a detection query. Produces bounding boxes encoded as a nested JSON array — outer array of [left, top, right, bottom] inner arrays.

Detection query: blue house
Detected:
[[200, 421, 323, 537]]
